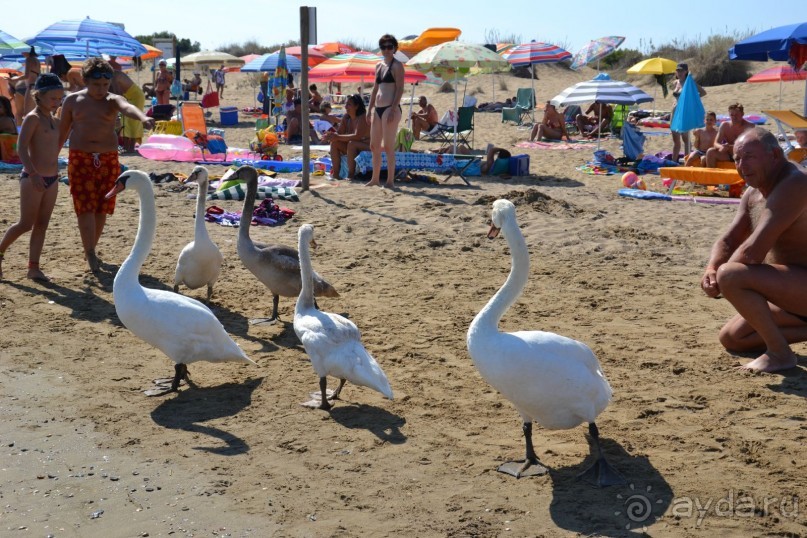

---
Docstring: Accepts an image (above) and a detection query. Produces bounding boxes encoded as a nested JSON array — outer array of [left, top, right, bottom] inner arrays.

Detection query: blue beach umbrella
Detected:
[[26, 17, 146, 58], [729, 22, 807, 114], [670, 74, 705, 133], [0, 29, 53, 58], [242, 52, 303, 73]]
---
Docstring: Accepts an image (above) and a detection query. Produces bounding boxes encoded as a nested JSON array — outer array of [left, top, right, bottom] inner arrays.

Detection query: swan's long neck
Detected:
[[471, 218, 530, 334], [194, 180, 208, 241], [238, 177, 257, 243], [118, 181, 155, 285], [297, 236, 315, 308]]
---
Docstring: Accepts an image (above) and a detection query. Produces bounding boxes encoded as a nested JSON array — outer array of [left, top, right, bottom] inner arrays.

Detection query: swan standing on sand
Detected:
[[466, 199, 624, 485], [230, 165, 339, 324], [294, 224, 393, 410], [106, 171, 255, 396], [173, 166, 223, 304]]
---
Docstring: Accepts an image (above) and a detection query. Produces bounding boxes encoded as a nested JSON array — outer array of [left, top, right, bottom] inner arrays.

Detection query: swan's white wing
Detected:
[[116, 287, 251, 365], [174, 239, 224, 289], [469, 331, 610, 429], [293, 308, 392, 399]]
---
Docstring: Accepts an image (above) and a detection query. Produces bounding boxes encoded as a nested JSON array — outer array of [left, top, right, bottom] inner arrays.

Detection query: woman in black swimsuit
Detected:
[[366, 34, 405, 188]]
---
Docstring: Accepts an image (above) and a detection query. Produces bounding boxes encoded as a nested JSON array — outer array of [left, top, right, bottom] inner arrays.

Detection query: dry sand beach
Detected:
[[1, 65, 806, 537]]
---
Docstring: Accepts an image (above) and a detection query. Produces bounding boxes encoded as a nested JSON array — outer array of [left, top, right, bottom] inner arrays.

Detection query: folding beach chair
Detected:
[[611, 105, 629, 136], [501, 87, 535, 125], [422, 107, 475, 148], [180, 102, 227, 161], [563, 105, 582, 135]]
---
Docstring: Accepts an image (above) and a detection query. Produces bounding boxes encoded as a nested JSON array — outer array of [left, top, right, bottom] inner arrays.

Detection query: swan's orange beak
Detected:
[[487, 224, 501, 239], [105, 180, 125, 200]]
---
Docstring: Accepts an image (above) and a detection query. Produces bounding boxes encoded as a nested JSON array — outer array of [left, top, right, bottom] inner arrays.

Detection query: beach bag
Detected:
[[201, 81, 219, 108], [170, 79, 183, 99]]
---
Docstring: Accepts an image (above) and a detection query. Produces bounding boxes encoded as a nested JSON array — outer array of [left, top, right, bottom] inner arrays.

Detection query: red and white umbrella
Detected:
[[308, 51, 426, 84], [570, 36, 625, 71], [748, 65, 807, 108], [283, 45, 328, 67], [502, 42, 572, 121]]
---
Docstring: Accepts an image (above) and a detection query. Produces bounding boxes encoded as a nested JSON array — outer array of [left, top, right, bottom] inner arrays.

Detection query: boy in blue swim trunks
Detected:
[[684, 111, 718, 166]]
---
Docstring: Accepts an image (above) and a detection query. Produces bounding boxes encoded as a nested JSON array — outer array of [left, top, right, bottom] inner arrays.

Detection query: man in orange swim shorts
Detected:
[[59, 57, 153, 273]]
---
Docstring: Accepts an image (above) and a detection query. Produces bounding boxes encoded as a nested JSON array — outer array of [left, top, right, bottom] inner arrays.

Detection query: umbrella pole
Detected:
[[453, 70, 458, 154], [779, 79, 783, 110], [407, 82, 416, 129], [597, 102, 602, 151], [531, 66, 536, 124], [652, 85, 657, 117]]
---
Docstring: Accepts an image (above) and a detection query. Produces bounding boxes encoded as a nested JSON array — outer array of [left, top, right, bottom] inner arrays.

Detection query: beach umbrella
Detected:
[[270, 46, 289, 120], [180, 50, 244, 69], [242, 52, 303, 73], [502, 41, 572, 122], [25, 17, 146, 58], [0, 58, 23, 74], [729, 22, 807, 114], [313, 42, 356, 57], [308, 52, 426, 84], [551, 73, 653, 149], [0, 30, 53, 58], [283, 45, 328, 67], [747, 65, 807, 109], [627, 57, 678, 114], [570, 36, 625, 71], [408, 41, 509, 152]]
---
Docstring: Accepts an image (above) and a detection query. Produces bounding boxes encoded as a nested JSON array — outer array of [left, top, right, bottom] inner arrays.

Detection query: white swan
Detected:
[[231, 166, 339, 323], [173, 166, 223, 304], [293, 224, 393, 410], [466, 199, 624, 485], [107, 170, 255, 396]]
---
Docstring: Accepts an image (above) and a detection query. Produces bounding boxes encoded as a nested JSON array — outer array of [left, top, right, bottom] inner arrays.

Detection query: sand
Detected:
[[0, 64, 805, 537]]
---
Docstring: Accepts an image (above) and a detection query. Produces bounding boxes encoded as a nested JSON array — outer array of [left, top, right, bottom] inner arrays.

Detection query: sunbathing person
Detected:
[[285, 98, 320, 144], [480, 144, 511, 178], [476, 97, 514, 112], [701, 127, 807, 372], [530, 102, 571, 142], [684, 111, 718, 166], [704, 103, 754, 167], [576, 101, 612, 138], [410, 96, 438, 140], [308, 84, 323, 112], [321, 94, 370, 180]]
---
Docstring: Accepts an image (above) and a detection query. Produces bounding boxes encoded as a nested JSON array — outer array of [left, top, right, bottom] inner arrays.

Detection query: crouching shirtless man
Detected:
[[701, 127, 807, 372]]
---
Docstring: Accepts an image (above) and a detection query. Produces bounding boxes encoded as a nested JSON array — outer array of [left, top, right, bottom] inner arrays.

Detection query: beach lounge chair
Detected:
[[563, 105, 582, 135], [180, 102, 227, 161], [422, 107, 475, 148], [501, 88, 535, 125]]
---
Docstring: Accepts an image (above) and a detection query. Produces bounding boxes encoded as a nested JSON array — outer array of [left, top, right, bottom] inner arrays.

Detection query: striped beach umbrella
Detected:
[[0, 29, 53, 57], [26, 17, 146, 58], [570, 36, 625, 71], [502, 42, 572, 121], [308, 52, 426, 84], [242, 52, 303, 73], [551, 73, 652, 149]]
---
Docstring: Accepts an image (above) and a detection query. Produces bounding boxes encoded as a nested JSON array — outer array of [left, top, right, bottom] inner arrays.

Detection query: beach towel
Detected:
[[206, 184, 300, 202], [0, 156, 68, 171], [576, 162, 619, 175], [515, 140, 595, 150], [395, 127, 415, 152]]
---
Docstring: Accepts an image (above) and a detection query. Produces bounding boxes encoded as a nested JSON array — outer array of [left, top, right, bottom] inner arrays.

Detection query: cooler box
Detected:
[[220, 106, 238, 126], [508, 154, 530, 176]]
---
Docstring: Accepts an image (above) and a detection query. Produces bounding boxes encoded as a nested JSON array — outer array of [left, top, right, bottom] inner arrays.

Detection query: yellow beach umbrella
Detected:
[[627, 57, 678, 114], [626, 57, 677, 75]]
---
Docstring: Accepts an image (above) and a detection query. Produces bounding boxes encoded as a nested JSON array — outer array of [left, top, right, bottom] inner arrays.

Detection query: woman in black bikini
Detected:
[[366, 34, 405, 188]]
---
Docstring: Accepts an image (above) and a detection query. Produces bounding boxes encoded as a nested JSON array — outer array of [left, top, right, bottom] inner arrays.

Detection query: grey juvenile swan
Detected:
[[231, 165, 338, 323]]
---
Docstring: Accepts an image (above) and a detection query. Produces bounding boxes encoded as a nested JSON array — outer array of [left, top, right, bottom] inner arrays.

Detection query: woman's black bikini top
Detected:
[[376, 59, 397, 84]]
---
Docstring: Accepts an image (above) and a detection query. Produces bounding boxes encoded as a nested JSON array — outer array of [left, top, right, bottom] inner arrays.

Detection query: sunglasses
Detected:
[[379, 44, 394, 51], [87, 71, 113, 80]]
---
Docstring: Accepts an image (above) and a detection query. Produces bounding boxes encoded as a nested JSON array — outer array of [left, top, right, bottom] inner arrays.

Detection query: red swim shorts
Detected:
[[68, 150, 120, 215]]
